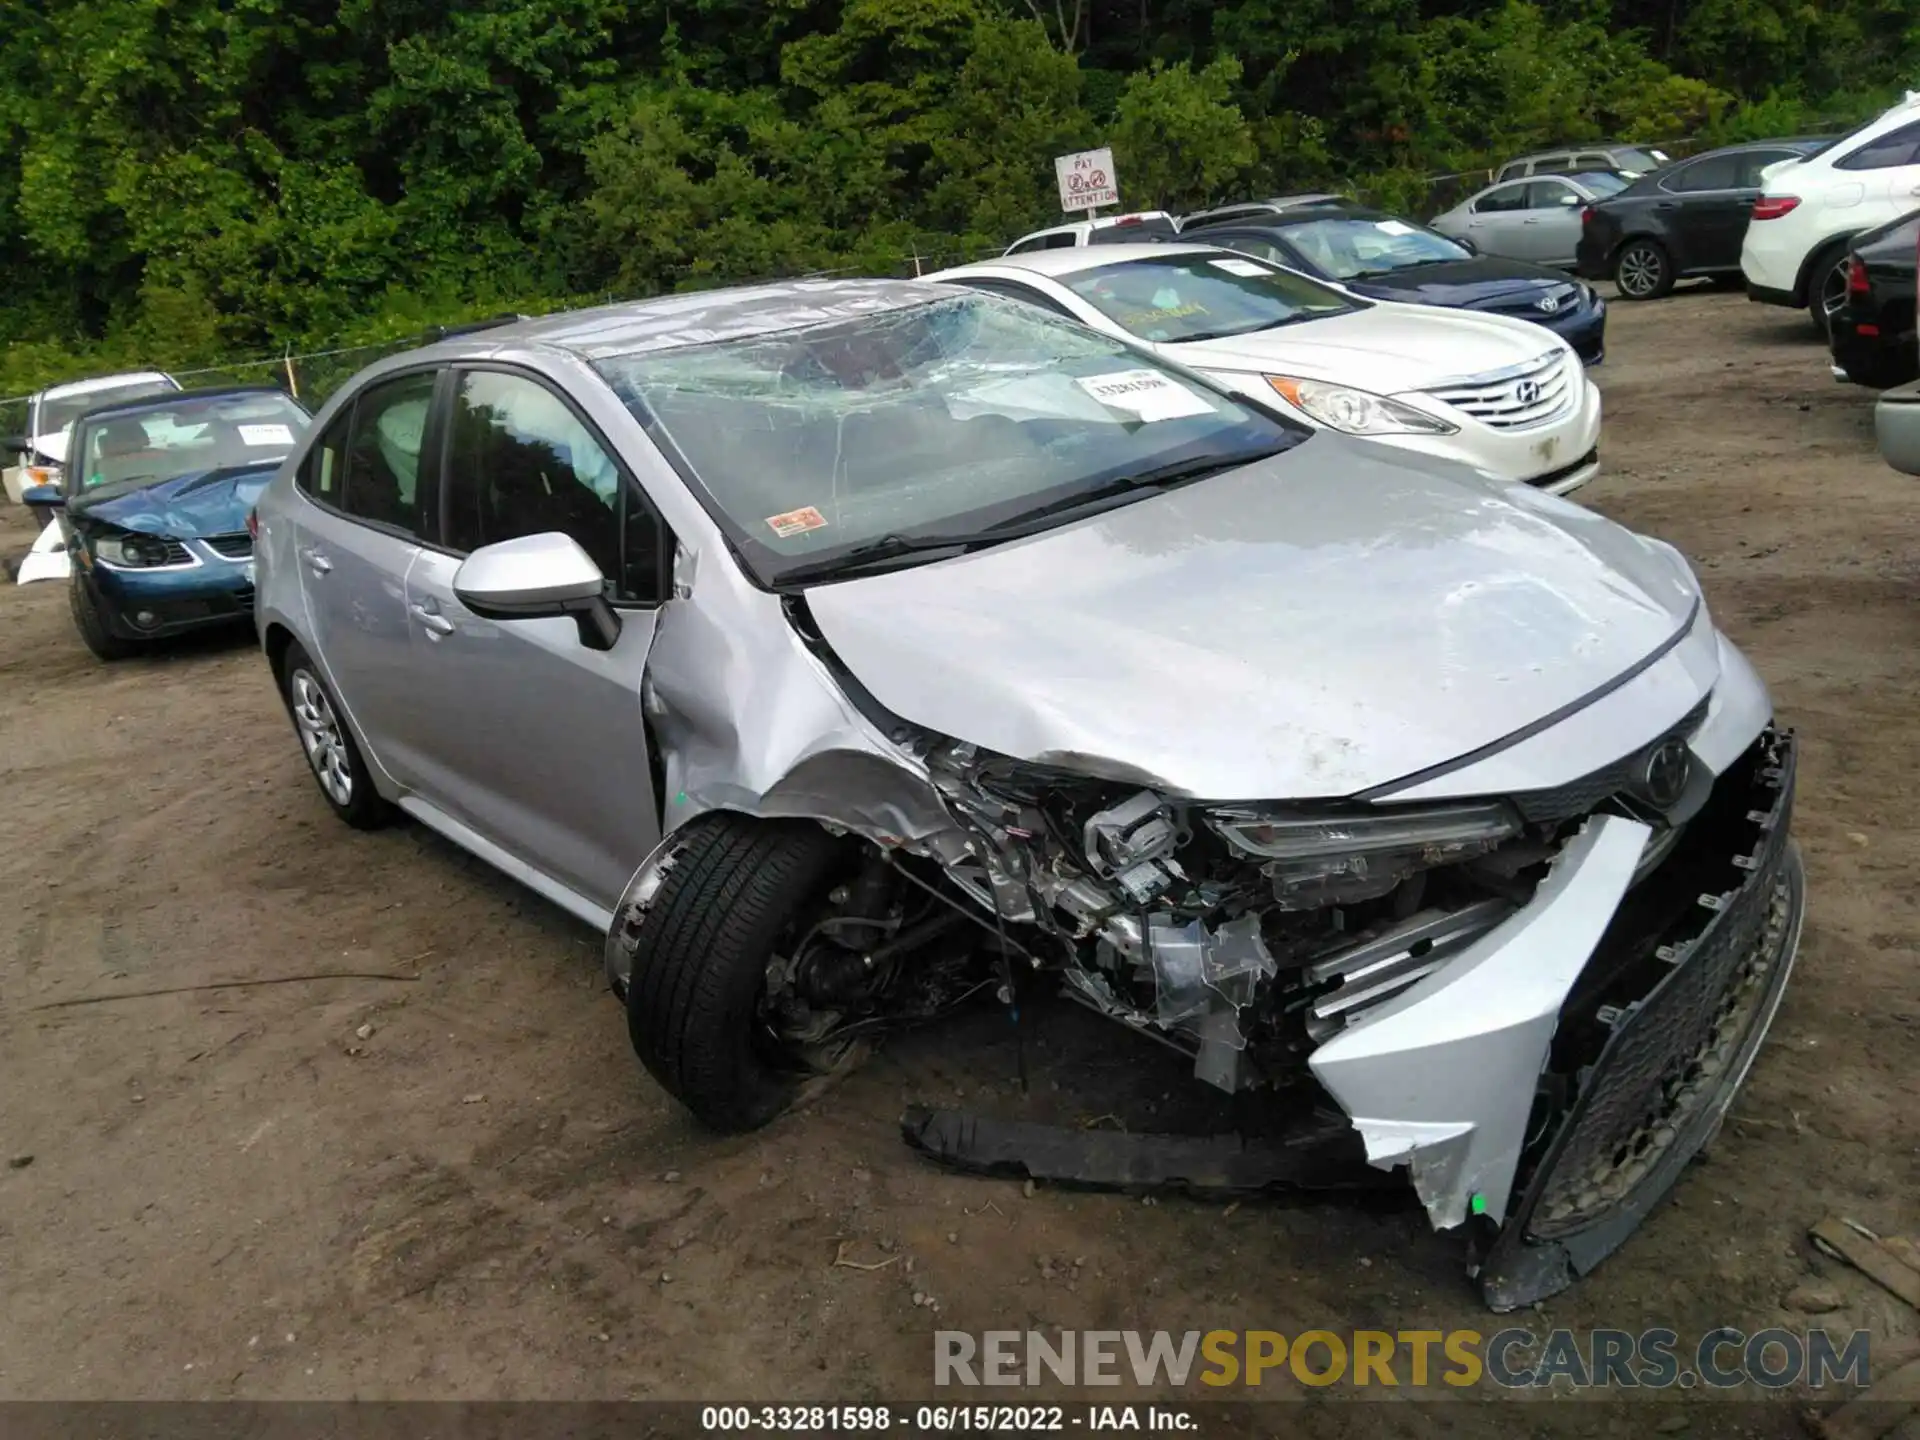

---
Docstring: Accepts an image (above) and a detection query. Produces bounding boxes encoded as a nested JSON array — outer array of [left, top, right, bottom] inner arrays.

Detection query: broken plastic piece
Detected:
[[1147, 911, 1277, 1023]]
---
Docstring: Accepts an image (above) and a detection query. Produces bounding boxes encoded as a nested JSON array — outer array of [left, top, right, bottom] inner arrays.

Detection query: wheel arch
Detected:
[[1792, 231, 1858, 307]]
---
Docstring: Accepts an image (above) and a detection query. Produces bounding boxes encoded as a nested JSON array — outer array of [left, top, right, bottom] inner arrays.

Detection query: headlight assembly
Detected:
[[1264, 376, 1458, 436], [1209, 800, 1520, 861], [92, 533, 182, 569], [1209, 799, 1521, 908]]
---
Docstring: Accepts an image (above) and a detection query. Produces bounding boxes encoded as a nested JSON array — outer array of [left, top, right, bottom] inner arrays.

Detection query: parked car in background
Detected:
[[929, 244, 1603, 494], [1002, 211, 1180, 254], [257, 281, 1801, 1312], [23, 386, 310, 659], [2, 370, 178, 503], [1180, 195, 1365, 227], [1429, 173, 1630, 267], [1828, 209, 1919, 387], [1878, 380, 1920, 472], [1575, 140, 1828, 300], [1496, 144, 1669, 183], [1741, 92, 1920, 333], [1181, 204, 1607, 363]]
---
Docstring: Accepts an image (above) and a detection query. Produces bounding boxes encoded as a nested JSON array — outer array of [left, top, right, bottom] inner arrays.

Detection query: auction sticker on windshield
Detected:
[[1376, 219, 1417, 236], [766, 505, 829, 538], [1208, 257, 1270, 277], [238, 424, 296, 447], [1075, 370, 1214, 422]]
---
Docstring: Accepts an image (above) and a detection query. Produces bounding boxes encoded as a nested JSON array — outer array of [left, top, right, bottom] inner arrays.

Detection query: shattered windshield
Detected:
[[594, 294, 1304, 585], [1061, 253, 1362, 344], [69, 391, 312, 496]]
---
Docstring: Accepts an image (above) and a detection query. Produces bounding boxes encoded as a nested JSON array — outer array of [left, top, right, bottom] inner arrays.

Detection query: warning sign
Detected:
[[1055, 148, 1120, 214]]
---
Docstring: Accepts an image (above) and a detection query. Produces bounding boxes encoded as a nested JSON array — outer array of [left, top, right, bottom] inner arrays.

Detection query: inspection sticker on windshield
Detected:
[[238, 423, 296, 447], [1207, 257, 1269, 277], [1075, 369, 1214, 422], [765, 505, 829, 538]]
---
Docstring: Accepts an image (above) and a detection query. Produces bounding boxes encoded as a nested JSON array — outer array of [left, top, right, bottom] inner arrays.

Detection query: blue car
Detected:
[[25, 385, 313, 659], [1178, 205, 1609, 364]]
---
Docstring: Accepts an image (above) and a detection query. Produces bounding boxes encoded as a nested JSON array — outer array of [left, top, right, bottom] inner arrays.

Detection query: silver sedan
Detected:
[[252, 279, 1802, 1311], [1430, 172, 1629, 267]]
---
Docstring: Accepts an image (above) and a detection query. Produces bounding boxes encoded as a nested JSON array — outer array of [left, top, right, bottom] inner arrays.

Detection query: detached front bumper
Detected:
[[1311, 725, 1802, 1308]]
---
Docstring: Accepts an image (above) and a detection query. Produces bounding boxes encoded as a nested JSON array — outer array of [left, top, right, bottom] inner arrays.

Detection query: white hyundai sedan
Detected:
[[929, 244, 1603, 495]]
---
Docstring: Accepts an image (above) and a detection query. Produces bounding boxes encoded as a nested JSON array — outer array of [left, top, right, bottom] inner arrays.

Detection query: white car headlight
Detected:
[[1208, 800, 1519, 862], [1264, 376, 1458, 436]]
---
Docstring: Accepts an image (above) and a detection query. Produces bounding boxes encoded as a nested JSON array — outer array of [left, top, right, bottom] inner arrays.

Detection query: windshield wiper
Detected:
[[772, 449, 1288, 588]]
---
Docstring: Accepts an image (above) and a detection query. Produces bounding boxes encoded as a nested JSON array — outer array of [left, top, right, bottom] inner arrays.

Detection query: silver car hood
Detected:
[[803, 437, 1702, 800]]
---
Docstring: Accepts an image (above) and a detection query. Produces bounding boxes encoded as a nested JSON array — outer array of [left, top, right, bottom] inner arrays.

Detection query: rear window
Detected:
[[1089, 218, 1180, 244]]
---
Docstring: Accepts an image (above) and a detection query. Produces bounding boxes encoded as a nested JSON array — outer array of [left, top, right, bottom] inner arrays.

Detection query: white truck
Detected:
[[3, 370, 179, 504]]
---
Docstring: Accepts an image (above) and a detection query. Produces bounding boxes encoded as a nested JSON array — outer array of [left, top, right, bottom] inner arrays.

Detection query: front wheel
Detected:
[[623, 813, 860, 1133], [1613, 239, 1673, 300], [69, 575, 139, 661]]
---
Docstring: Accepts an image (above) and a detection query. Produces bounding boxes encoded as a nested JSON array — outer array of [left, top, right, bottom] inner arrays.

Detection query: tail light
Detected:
[[1580, 206, 1595, 226], [245, 508, 259, 540], [1750, 195, 1800, 221], [1846, 257, 1870, 295]]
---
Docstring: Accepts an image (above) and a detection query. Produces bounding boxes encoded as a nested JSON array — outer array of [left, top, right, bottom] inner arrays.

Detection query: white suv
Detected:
[[1741, 93, 1920, 331]]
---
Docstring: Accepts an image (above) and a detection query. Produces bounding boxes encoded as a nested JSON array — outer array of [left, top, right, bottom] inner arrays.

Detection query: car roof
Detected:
[[1195, 205, 1393, 230], [934, 243, 1220, 281], [72, 384, 298, 428], [399, 278, 950, 365], [40, 371, 175, 401]]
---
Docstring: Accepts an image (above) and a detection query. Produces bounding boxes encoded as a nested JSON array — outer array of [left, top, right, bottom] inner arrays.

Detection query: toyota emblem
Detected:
[[1639, 737, 1693, 810], [1514, 378, 1543, 405], [1537, 294, 1561, 313]]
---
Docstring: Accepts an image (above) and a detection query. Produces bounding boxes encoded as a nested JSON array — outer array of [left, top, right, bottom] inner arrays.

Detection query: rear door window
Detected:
[[1474, 184, 1529, 214], [1664, 154, 1740, 192], [1835, 121, 1920, 171], [1737, 150, 1801, 187], [336, 371, 437, 536]]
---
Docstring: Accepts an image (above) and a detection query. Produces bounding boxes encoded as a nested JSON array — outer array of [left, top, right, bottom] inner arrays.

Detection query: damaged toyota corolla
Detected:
[[256, 280, 1803, 1312]]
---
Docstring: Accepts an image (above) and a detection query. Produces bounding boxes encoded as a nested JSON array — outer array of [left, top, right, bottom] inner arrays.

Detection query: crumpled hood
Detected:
[[72, 465, 276, 539], [1162, 303, 1560, 395], [803, 437, 1701, 800], [1340, 257, 1573, 309]]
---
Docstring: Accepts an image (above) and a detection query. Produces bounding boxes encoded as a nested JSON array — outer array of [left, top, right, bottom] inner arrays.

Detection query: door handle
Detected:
[[1522, 217, 1540, 225], [409, 602, 455, 637], [302, 548, 332, 576]]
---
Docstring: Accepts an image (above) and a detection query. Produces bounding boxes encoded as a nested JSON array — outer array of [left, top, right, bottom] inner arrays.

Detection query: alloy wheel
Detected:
[[290, 668, 353, 806], [1617, 244, 1663, 299], [1818, 258, 1850, 331]]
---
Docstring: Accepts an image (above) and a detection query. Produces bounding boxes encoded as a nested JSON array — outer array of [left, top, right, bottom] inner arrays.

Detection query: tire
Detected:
[[279, 642, 392, 829], [1613, 238, 1673, 300], [626, 812, 855, 1133], [1805, 242, 1851, 337], [69, 575, 139, 661]]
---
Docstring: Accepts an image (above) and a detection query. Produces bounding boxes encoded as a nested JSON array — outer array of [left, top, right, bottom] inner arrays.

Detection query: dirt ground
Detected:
[[0, 286, 1915, 1429]]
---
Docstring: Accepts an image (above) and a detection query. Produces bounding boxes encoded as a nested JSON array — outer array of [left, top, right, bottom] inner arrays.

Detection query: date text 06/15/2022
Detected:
[[700, 1405, 1194, 1432]]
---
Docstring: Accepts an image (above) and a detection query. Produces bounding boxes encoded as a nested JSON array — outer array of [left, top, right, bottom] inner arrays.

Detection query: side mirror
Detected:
[[21, 484, 64, 508], [453, 532, 622, 651], [1, 434, 27, 456]]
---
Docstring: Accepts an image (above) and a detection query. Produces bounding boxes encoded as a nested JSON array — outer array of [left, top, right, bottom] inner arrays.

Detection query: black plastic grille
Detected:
[[1510, 694, 1711, 823], [204, 533, 253, 558], [1526, 728, 1797, 1239]]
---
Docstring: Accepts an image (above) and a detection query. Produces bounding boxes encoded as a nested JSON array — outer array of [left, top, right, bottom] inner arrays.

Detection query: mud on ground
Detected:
[[0, 288, 1914, 1433]]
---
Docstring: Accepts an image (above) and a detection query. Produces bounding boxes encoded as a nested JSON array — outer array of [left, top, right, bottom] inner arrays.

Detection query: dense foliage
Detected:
[[1, 0, 1911, 393]]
